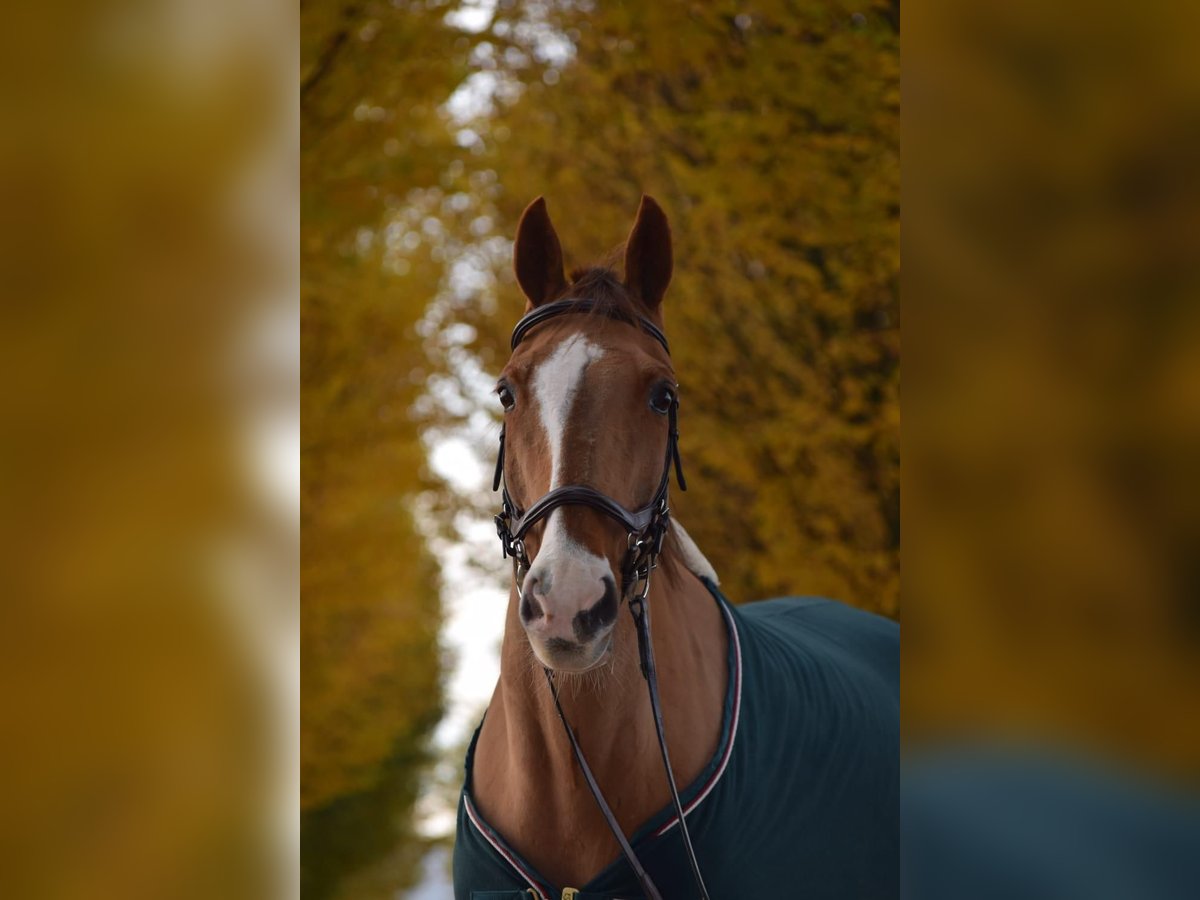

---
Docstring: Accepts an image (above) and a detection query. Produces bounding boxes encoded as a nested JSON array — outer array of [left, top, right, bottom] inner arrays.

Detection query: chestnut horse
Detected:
[[453, 197, 899, 899]]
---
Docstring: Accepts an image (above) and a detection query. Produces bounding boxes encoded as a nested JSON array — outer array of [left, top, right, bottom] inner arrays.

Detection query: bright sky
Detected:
[[429, 434, 507, 753], [400, 0, 579, 854], [415, 368, 510, 839]]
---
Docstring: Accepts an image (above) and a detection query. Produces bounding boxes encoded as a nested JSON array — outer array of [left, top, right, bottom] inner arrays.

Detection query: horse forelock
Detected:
[[561, 265, 644, 324]]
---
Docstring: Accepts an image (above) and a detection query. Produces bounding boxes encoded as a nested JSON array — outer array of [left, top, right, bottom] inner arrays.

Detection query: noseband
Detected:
[[491, 298, 710, 900]]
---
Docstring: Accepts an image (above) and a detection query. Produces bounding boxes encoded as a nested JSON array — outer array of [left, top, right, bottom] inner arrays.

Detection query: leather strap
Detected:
[[630, 597, 710, 898], [492, 425, 507, 492], [508, 485, 660, 542], [511, 298, 670, 355], [543, 595, 711, 900], [545, 670, 665, 900]]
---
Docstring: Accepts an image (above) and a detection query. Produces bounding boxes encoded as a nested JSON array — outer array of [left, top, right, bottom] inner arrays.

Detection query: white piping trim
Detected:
[[463, 793, 550, 899], [651, 599, 743, 838]]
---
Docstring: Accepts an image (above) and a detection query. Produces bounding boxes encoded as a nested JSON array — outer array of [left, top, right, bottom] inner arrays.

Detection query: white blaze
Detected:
[[533, 334, 603, 490], [527, 335, 611, 610]]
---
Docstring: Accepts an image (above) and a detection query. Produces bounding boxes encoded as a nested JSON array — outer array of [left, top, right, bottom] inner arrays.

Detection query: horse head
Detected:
[[495, 195, 679, 673]]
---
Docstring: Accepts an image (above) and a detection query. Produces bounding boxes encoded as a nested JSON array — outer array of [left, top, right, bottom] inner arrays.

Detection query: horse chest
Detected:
[[455, 593, 899, 900]]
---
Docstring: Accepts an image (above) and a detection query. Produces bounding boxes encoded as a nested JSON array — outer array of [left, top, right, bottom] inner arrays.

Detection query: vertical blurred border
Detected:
[[906, 0, 1200, 769], [0, 1, 296, 898], [905, 0, 1200, 895]]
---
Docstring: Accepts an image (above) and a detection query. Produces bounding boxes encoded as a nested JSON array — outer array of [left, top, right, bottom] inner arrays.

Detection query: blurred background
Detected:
[[1, 0, 295, 898], [302, 1, 897, 896], [904, 0, 1200, 895], [905, 0, 1200, 769]]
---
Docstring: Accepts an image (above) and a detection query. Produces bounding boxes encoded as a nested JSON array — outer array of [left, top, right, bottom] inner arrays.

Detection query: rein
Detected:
[[492, 298, 710, 900]]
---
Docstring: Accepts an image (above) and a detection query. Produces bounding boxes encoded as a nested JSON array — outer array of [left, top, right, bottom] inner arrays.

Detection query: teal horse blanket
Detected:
[[453, 580, 899, 899]]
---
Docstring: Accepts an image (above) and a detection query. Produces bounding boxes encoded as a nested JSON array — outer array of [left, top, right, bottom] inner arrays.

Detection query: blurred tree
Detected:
[[301, 2, 462, 896]]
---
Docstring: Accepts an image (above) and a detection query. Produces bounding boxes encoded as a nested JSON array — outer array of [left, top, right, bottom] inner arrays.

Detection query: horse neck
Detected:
[[475, 543, 727, 886]]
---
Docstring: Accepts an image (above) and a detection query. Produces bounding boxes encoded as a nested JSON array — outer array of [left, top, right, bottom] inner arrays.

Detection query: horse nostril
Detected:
[[519, 580, 544, 623], [572, 575, 618, 642]]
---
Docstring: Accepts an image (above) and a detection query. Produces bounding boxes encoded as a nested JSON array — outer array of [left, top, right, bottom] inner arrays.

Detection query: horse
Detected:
[[453, 196, 899, 899]]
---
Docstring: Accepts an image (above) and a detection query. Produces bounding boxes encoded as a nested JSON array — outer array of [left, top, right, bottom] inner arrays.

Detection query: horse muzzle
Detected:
[[520, 568, 619, 672]]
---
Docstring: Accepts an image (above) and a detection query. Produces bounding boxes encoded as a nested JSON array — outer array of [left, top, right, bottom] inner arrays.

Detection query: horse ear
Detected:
[[513, 197, 567, 307], [623, 195, 673, 310]]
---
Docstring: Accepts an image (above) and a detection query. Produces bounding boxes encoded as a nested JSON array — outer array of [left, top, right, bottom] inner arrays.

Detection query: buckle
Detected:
[[652, 517, 669, 556], [494, 513, 510, 558]]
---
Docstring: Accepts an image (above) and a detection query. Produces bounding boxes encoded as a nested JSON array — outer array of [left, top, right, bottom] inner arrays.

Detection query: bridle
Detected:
[[493, 298, 686, 596], [491, 297, 710, 900]]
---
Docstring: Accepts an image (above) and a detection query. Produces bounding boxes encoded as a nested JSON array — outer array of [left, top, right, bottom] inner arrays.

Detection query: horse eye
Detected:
[[649, 384, 675, 415], [497, 385, 515, 411]]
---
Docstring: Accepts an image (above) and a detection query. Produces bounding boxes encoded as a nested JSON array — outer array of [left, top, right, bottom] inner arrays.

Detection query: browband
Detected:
[[510, 297, 670, 355]]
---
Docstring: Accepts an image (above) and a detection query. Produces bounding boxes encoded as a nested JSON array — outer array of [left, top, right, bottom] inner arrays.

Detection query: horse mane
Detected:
[[665, 520, 720, 586]]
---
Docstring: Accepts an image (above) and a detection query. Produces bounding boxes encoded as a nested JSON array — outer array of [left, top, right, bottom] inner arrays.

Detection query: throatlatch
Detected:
[[492, 298, 710, 900]]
